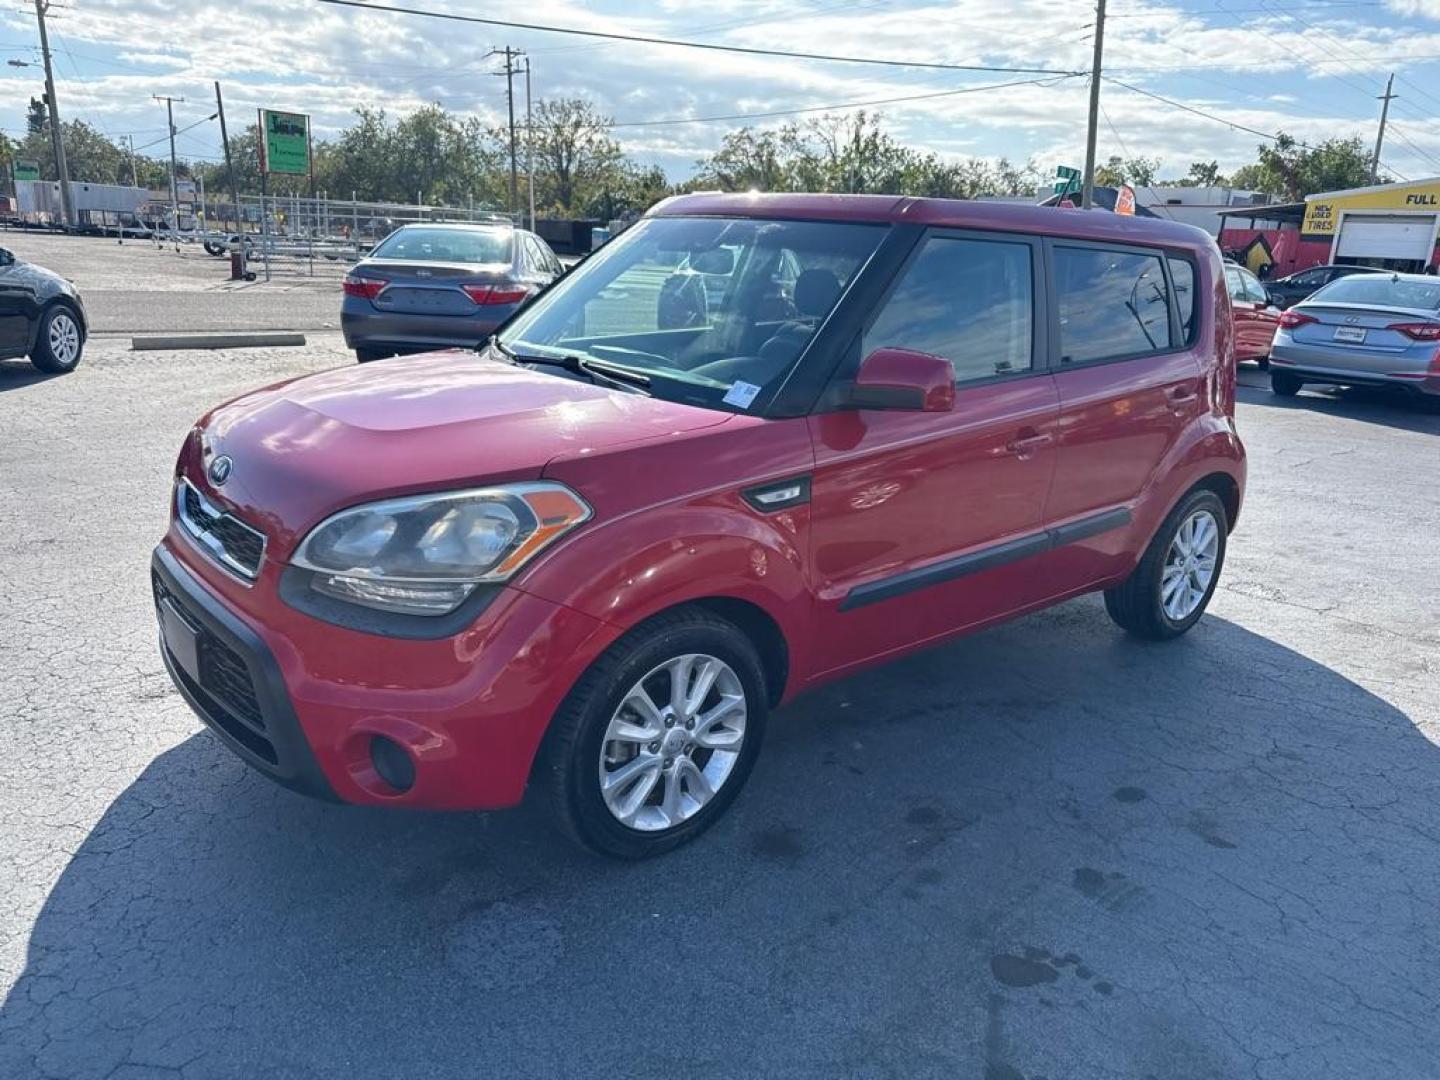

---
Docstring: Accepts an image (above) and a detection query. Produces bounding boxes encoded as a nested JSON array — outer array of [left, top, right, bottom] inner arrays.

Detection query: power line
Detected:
[[1103, 76, 1411, 180], [314, 0, 1084, 76], [607, 74, 1079, 129]]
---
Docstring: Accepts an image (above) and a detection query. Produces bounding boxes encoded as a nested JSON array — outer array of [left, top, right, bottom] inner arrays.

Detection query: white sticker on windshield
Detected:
[[723, 380, 762, 409]]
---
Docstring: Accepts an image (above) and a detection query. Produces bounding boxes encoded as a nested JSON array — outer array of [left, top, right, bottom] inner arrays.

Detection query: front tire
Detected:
[[1104, 489, 1227, 641], [30, 304, 84, 374], [1271, 370, 1302, 397], [539, 608, 768, 859]]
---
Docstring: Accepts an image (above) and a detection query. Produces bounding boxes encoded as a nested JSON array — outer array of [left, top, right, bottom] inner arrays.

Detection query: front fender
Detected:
[[516, 497, 814, 698]]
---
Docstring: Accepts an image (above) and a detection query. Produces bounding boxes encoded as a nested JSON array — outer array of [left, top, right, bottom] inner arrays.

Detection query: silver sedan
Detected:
[[1269, 272, 1440, 400]]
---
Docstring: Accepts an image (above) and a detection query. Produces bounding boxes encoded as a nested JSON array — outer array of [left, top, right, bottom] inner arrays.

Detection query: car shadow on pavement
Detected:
[[0, 360, 63, 392], [4, 601, 1439, 1080], [1236, 379, 1440, 435]]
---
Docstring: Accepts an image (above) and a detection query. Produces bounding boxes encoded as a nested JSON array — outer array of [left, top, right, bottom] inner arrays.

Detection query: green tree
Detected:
[[1094, 155, 1160, 188], [1250, 133, 1375, 201], [529, 97, 626, 216], [26, 96, 47, 137], [1183, 160, 1225, 187]]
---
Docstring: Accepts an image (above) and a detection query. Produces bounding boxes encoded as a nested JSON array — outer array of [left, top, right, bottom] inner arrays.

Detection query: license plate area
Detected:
[[1333, 325, 1367, 344], [159, 598, 201, 683]]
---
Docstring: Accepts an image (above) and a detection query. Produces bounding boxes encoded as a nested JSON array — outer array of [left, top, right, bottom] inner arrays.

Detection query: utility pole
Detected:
[[32, 0, 73, 229], [1371, 72, 1396, 184], [154, 94, 184, 237], [525, 55, 535, 231], [488, 46, 522, 218], [1081, 0, 1107, 210], [215, 82, 239, 233], [125, 134, 138, 187]]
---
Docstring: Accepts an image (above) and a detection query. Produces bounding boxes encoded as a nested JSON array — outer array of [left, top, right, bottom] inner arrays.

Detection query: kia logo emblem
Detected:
[[208, 455, 233, 485]]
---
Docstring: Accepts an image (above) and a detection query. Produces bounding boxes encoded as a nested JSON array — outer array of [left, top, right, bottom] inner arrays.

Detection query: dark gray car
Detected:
[[339, 223, 563, 363], [0, 245, 88, 374]]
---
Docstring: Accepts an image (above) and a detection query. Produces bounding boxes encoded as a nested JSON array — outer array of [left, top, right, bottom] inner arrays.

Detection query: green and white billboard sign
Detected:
[[259, 109, 310, 175], [13, 159, 41, 183]]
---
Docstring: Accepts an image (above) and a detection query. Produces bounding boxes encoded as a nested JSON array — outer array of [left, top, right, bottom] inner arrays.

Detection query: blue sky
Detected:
[[3, 0, 1440, 187]]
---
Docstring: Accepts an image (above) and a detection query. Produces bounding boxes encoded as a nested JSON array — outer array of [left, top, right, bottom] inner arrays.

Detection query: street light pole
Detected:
[[32, 0, 74, 229], [1080, 0, 1107, 211]]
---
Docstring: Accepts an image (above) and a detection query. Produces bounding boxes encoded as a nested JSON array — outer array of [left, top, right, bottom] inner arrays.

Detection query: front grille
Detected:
[[177, 479, 266, 580], [154, 573, 276, 764]]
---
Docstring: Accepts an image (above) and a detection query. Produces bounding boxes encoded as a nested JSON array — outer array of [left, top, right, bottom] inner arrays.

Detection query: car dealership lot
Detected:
[[2, 340, 1438, 1079]]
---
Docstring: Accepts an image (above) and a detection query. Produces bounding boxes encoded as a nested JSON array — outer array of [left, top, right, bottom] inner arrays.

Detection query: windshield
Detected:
[[371, 227, 513, 264], [499, 216, 886, 412], [1309, 275, 1440, 310]]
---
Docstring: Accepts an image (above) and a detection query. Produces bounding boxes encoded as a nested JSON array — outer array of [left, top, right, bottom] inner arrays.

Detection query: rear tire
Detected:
[[30, 304, 84, 374], [1104, 489, 1228, 641], [538, 607, 768, 859], [1271, 370, 1302, 396]]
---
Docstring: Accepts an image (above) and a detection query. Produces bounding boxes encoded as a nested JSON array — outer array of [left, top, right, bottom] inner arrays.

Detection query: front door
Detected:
[[808, 230, 1059, 678]]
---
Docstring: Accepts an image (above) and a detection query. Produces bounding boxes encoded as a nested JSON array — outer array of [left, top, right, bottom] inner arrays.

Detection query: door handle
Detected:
[[1005, 429, 1053, 457], [1168, 386, 1200, 409]]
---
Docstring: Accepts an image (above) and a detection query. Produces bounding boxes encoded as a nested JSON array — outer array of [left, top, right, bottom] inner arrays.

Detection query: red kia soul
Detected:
[[154, 194, 1244, 858]]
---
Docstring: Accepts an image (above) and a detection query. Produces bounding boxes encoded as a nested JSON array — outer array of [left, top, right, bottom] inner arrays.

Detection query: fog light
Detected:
[[369, 735, 416, 793]]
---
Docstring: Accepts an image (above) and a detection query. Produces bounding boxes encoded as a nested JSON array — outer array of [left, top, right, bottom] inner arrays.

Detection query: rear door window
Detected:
[[1055, 246, 1175, 364], [1239, 269, 1268, 304], [862, 235, 1034, 384]]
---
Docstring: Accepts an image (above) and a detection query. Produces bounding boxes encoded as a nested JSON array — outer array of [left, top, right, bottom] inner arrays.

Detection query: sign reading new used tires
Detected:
[[258, 109, 310, 176]]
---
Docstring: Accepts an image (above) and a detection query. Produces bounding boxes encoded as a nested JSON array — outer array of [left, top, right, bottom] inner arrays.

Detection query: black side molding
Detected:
[[840, 507, 1133, 612]]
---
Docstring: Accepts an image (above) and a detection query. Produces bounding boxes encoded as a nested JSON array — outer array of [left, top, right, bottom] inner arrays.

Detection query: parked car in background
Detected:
[[1265, 264, 1381, 309], [0, 245, 87, 374], [154, 194, 1244, 858], [1270, 272, 1440, 399], [1224, 262, 1280, 369], [340, 222, 563, 363]]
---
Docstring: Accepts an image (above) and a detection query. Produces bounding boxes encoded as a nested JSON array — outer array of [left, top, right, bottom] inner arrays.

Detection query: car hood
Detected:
[[191, 349, 732, 556]]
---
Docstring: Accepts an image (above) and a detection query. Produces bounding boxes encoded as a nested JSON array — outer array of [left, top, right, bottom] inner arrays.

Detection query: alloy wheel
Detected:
[[48, 312, 80, 367], [598, 653, 747, 832], [1160, 509, 1220, 621]]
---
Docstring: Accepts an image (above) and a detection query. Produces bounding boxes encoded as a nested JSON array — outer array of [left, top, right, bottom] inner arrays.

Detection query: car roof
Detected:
[[650, 192, 1215, 252]]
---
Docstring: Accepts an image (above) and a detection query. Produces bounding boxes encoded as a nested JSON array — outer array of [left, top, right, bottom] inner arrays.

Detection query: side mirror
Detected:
[[847, 347, 955, 412]]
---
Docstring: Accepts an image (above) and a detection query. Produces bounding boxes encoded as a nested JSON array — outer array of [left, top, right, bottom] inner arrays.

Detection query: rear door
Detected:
[[1044, 241, 1203, 583], [807, 229, 1060, 676]]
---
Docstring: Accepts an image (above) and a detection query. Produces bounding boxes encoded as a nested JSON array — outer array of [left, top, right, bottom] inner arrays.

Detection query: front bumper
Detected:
[[153, 536, 613, 810]]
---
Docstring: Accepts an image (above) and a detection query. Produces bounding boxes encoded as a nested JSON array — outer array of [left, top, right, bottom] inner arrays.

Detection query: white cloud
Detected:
[[3, 0, 1440, 181]]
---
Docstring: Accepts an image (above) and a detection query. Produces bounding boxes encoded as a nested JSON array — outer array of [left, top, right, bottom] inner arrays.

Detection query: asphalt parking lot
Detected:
[[2, 329, 1439, 1078], [0, 231, 343, 334]]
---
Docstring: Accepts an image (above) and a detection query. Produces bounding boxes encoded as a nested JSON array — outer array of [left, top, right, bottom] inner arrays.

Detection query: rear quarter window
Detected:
[[1167, 256, 1196, 344], [1055, 246, 1175, 365]]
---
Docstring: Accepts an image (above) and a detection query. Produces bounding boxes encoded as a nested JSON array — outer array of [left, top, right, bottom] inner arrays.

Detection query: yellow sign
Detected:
[[1303, 179, 1440, 236]]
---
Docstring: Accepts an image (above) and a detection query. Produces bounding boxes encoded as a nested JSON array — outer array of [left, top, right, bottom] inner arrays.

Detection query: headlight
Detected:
[[292, 483, 591, 616]]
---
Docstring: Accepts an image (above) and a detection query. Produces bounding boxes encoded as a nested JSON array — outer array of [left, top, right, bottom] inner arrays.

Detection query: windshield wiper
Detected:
[[492, 340, 652, 395]]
